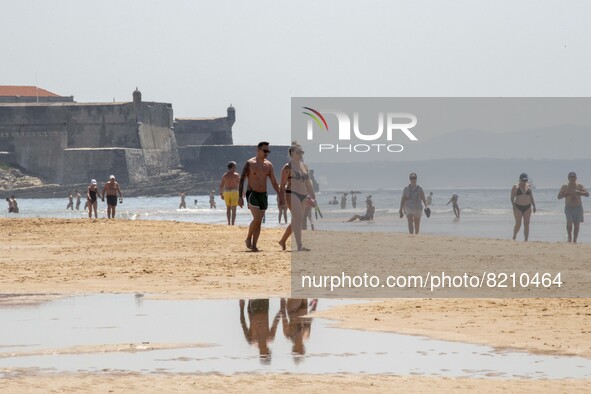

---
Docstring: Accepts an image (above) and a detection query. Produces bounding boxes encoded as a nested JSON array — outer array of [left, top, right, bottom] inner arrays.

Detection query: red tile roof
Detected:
[[0, 86, 62, 97]]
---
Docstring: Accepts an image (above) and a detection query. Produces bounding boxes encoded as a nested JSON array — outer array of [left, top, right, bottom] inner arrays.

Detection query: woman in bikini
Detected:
[[511, 173, 537, 241], [278, 142, 316, 251]]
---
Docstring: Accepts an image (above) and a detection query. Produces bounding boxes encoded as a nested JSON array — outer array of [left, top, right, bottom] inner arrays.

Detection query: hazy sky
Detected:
[[2, 0, 590, 145]]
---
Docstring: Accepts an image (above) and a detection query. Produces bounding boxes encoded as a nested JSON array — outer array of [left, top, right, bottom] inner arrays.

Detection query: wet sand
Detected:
[[1, 373, 589, 393], [1, 218, 589, 391]]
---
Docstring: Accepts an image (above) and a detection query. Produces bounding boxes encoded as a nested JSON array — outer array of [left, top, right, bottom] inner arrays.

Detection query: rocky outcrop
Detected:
[[0, 166, 48, 192]]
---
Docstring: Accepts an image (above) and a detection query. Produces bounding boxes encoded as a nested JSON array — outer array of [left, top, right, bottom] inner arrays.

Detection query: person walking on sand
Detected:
[[102, 175, 123, 219], [87, 179, 100, 219], [278, 142, 316, 251], [220, 161, 241, 225], [239, 141, 282, 252], [558, 171, 589, 243], [511, 173, 537, 241], [399, 173, 428, 234], [447, 193, 460, 219], [179, 191, 187, 209], [66, 191, 74, 210]]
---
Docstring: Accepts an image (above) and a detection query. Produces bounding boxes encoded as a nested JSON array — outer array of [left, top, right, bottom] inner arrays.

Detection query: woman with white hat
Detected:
[[86, 179, 100, 219]]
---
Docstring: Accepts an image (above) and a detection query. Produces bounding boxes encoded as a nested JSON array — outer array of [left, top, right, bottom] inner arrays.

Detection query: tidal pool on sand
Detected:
[[0, 295, 589, 378]]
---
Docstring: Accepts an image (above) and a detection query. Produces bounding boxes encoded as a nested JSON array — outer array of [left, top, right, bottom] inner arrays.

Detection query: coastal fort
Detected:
[[0, 86, 296, 194]]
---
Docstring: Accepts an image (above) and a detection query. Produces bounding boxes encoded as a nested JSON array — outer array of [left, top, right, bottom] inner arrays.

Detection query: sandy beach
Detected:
[[1, 218, 589, 392]]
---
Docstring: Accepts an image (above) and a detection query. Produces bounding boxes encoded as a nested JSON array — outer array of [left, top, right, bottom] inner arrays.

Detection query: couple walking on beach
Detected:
[[511, 171, 589, 243], [86, 175, 123, 219], [510, 171, 589, 243], [237, 141, 315, 252]]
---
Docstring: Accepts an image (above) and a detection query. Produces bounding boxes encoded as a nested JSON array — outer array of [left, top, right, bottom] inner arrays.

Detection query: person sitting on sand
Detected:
[[345, 201, 375, 222], [511, 173, 536, 241]]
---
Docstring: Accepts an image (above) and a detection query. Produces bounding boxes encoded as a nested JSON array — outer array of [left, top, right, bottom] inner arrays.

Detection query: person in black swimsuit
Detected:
[[511, 173, 537, 241], [278, 141, 316, 251], [86, 179, 100, 219]]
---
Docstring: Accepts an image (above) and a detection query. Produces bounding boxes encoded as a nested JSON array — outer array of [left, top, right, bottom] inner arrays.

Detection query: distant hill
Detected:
[[308, 158, 591, 190], [399, 125, 591, 161]]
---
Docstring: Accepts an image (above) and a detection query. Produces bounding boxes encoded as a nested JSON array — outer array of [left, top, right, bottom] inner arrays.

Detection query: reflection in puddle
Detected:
[[0, 294, 589, 378], [240, 298, 317, 363]]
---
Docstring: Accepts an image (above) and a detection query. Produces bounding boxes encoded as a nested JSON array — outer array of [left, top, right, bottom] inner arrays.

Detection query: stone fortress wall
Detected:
[[0, 87, 299, 191], [0, 89, 221, 186]]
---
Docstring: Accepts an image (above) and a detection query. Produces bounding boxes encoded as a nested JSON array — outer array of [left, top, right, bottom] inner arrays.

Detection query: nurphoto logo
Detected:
[[302, 107, 418, 153]]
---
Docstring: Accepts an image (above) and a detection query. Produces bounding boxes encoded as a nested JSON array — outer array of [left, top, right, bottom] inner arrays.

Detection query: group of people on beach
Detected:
[[218, 141, 316, 252], [509, 171, 589, 243], [398, 171, 588, 243], [66, 190, 82, 210], [218, 141, 590, 251]]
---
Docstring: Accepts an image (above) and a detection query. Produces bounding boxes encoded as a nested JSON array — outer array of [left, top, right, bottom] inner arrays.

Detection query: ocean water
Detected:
[[2, 188, 589, 243]]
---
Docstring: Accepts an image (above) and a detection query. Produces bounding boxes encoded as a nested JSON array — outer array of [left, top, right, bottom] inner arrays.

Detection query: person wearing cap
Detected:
[[86, 179, 100, 219], [558, 172, 589, 243], [511, 173, 537, 241], [220, 161, 240, 225], [102, 175, 123, 219]]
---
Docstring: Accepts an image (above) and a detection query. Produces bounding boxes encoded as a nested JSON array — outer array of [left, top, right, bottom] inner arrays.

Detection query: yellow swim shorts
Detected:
[[223, 190, 239, 207]]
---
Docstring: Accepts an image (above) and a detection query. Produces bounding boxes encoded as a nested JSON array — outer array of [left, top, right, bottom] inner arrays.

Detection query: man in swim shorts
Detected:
[[558, 171, 589, 243], [220, 161, 241, 225], [102, 175, 123, 219], [238, 142, 282, 251]]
